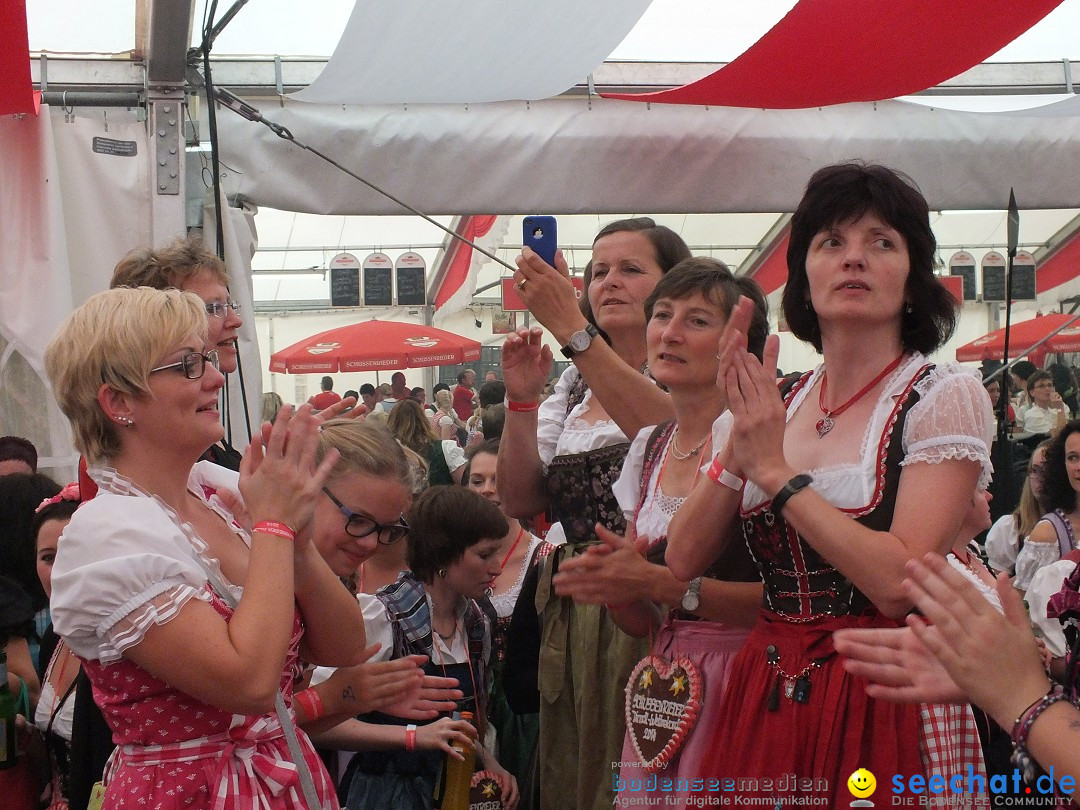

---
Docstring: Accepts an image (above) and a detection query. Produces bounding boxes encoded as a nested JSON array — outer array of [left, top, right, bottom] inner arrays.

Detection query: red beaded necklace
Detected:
[[816, 353, 906, 438]]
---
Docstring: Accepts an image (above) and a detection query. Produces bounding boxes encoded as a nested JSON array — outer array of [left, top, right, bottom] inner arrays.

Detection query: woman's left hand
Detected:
[[513, 246, 588, 343], [487, 763, 520, 810], [552, 522, 652, 605], [725, 335, 786, 485]]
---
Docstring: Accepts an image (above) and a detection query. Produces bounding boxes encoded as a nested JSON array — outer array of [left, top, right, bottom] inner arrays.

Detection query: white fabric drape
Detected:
[[0, 107, 150, 478], [217, 95, 1080, 217], [293, 0, 653, 105]]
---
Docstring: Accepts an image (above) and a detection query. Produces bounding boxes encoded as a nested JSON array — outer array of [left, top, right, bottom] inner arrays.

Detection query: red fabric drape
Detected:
[[1, 0, 37, 116], [605, 0, 1064, 109], [1037, 231, 1080, 294], [432, 215, 498, 311]]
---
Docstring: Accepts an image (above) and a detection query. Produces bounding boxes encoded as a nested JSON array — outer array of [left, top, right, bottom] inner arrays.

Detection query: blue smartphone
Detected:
[[523, 215, 558, 268]]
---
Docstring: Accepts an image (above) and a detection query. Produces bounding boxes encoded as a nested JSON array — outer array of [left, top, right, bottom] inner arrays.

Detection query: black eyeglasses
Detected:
[[149, 350, 220, 380], [205, 300, 241, 318], [322, 488, 409, 545]]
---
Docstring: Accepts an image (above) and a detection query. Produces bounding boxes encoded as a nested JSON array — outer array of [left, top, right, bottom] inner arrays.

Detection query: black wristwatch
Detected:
[[560, 323, 599, 359], [770, 474, 813, 516]]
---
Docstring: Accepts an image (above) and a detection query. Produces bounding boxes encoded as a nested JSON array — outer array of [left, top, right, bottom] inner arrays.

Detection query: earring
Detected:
[[804, 300, 812, 311], [438, 568, 447, 578], [905, 303, 913, 314], [115, 416, 133, 427]]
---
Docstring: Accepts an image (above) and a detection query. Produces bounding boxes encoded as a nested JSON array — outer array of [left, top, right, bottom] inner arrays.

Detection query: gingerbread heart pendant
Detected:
[[624, 655, 703, 773]]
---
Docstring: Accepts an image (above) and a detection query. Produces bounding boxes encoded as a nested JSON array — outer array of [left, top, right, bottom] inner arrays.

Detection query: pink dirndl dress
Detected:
[[611, 422, 757, 809], [50, 464, 338, 810]]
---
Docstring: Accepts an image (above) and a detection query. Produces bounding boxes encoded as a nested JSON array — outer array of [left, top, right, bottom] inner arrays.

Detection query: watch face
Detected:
[[681, 593, 700, 611], [569, 330, 592, 352]]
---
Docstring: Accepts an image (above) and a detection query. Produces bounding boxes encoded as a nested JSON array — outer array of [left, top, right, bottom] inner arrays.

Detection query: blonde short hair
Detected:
[[316, 418, 412, 489], [44, 287, 208, 463], [111, 233, 229, 291]]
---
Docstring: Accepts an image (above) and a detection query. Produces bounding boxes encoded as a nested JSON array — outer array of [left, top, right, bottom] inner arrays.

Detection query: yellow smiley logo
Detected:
[[847, 768, 877, 799]]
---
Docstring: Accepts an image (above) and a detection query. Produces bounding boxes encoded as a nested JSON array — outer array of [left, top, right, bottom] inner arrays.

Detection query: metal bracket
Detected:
[[150, 88, 184, 195]]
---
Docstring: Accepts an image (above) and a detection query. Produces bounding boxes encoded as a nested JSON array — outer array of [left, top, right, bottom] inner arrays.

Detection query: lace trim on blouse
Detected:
[[85, 465, 246, 661]]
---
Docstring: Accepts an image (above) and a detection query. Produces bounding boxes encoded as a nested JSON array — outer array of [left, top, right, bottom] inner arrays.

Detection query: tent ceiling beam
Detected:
[[29, 56, 1080, 99], [738, 214, 792, 278], [145, 0, 197, 85]]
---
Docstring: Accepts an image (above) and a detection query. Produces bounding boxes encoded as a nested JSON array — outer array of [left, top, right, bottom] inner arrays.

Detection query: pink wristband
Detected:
[[405, 724, 417, 751], [294, 687, 324, 722], [707, 458, 745, 492], [252, 521, 297, 541]]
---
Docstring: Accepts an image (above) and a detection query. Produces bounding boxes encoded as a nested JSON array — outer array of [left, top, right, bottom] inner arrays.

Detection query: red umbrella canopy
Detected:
[[269, 320, 483, 374], [954, 313, 1080, 363]]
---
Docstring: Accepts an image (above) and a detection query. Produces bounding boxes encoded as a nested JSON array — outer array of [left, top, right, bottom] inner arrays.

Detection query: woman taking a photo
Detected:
[[667, 163, 994, 805], [498, 218, 690, 810], [45, 286, 371, 809]]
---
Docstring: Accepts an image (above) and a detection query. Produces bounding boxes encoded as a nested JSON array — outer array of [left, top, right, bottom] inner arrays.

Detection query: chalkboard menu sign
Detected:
[[395, 252, 427, 306], [982, 266, 1006, 303], [950, 265, 977, 301], [1013, 251, 1038, 302], [363, 252, 394, 307], [330, 253, 361, 307]]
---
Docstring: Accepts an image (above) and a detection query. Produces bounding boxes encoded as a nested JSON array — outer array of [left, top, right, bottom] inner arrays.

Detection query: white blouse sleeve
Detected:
[[537, 366, 579, 467], [441, 441, 466, 473], [1025, 559, 1076, 659], [984, 514, 1019, 575], [613, 426, 653, 523], [902, 365, 994, 490], [50, 495, 213, 664], [1014, 527, 1063, 591]]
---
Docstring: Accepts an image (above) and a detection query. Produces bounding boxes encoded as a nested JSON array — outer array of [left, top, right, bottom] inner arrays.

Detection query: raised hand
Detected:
[[501, 327, 553, 403], [513, 246, 587, 343], [901, 554, 1051, 729], [240, 403, 340, 540], [833, 625, 966, 704], [725, 334, 784, 484]]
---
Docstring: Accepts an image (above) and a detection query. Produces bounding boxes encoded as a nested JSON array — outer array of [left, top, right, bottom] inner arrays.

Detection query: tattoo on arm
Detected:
[[342, 686, 356, 704]]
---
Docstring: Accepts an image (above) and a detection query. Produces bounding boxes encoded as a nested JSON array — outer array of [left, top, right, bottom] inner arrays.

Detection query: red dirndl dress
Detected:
[[698, 364, 944, 806]]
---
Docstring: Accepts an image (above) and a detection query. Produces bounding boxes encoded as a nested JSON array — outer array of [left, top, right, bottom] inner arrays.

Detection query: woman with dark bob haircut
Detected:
[[668, 162, 994, 805], [345, 485, 519, 809], [782, 162, 957, 355]]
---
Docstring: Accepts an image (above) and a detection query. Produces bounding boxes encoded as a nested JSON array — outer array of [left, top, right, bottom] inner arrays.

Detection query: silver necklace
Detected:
[[670, 427, 709, 461]]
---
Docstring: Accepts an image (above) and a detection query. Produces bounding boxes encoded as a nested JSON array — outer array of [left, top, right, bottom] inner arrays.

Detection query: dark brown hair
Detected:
[[781, 162, 956, 353], [405, 485, 508, 582]]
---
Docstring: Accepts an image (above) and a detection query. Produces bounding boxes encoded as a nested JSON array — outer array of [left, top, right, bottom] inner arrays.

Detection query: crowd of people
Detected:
[[4, 161, 1080, 810]]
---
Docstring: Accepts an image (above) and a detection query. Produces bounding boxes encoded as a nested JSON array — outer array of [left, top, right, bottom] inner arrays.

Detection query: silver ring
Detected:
[[514, 281, 525, 291]]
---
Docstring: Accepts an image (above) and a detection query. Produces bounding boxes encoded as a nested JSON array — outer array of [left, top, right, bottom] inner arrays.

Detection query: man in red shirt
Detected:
[[453, 369, 477, 421], [309, 376, 343, 411]]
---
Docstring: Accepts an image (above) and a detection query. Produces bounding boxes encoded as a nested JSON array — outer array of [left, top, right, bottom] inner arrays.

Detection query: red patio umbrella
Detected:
[[954, 313, 1080, 364], [269, 320, 482, 374]]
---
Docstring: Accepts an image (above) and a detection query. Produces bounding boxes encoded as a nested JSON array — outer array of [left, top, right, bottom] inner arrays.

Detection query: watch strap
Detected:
[[560, 323, 599, 359], [771, 473, 813, 516]]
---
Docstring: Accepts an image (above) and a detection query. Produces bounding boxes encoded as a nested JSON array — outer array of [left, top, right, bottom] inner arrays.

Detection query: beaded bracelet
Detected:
[[1010, 685, 1068, 783], [405, 724, 418, 752], [293, 687, 325, 722], [252, 521, 297, 541]]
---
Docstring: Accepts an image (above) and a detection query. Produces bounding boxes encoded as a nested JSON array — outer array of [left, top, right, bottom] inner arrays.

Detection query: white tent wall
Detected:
[[0, 106, 151, 479], [214, 95, 1080, 216]]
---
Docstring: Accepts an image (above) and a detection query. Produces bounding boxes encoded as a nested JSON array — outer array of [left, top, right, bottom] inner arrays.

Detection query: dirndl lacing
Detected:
[[104, 714, 301, 810]]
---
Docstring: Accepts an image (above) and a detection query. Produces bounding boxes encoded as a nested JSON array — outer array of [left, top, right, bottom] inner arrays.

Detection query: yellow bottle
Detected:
[[440, 711, 476, 810]]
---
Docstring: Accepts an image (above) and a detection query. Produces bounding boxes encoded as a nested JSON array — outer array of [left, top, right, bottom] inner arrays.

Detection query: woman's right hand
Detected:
[[415, 716, 478, 758], [501, 327, 553, 403], [239, 403, 340, 539]]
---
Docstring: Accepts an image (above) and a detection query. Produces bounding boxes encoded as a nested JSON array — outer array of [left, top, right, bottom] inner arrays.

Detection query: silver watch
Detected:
[[680, 577, 702, 612], [560, 323, 599, 358]]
